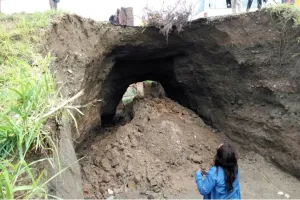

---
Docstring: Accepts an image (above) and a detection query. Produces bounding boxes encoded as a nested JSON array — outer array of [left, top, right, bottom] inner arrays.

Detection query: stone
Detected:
[[94, 157, 102, 167], [129, 135, 138, 147], [102, 174, 111, 183], [147, 194, 155, 199], [152, 185, 160, 193], [127, 181, 136, 190], [101, 158, 111, 171], [111, 158, 120, 168], [107, 188, 114, 195], [189, 154, 203, 164], [116, 166, 125, 177], [134, 175, 142, 184], [138, 126, 144, 132]]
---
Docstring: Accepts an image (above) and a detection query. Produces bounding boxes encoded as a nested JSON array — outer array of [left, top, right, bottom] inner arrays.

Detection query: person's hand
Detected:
[[196, 169, 208, 175]]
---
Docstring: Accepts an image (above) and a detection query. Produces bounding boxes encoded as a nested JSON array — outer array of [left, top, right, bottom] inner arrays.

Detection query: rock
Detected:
[[91, 144, 99, 151], [238, 100, 243, 105], [107, 189, 114, 195], [138, 126, 144, 132], [284, 193, 290, 199], [111, 142, 119, 148], [150, 179, 157, 187], [111, 158, 120, 168], [111, 148, 120, 157], [152, 185, 161, 193], [99, 187, 106, 195], [127, 181, 136, 190], [94, 157, 102, 167], [115, 167, 125, 177], [105, 144, 112, 151], [129, 135, 138, 147], [147, 194, 155, 199], [188, 154, 203, 164], [126, 153, 133, 158], [205, 145, 211, 151], [102, 174, 111, 183], [277, 191, 284, 196], [134, 175, 142, 184], [101, 158, 111, 171]]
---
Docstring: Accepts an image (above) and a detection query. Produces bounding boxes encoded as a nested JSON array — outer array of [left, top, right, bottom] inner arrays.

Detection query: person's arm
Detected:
[[195, 167, 216, 195]]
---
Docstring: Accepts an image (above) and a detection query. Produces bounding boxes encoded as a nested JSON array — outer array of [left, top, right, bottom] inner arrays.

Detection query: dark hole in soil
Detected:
[[101, 80, 165, 127], [100, 56, 188, 127]]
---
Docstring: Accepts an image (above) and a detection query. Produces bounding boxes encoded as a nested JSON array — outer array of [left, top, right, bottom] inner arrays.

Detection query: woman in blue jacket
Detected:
[[195, 143, 241, 199]]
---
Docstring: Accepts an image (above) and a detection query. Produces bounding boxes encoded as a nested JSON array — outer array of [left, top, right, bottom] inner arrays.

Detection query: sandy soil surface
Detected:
[[78, 97, 300, 199]]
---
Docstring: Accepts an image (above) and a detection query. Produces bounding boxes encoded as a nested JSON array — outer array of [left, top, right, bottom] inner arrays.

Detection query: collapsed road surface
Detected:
[[45, 9, 300, 198]]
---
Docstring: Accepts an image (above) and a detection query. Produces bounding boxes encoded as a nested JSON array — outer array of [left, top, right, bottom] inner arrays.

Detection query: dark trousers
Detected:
[[247, 0, 262, 11], [226, 0, 232, 7]]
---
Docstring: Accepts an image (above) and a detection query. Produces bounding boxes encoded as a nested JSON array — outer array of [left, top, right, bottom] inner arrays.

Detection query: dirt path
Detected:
[[78, 98, 300, 199]]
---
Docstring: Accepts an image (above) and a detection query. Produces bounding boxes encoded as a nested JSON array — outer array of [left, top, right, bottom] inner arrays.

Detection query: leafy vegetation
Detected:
[[0, 11, 65, 199], [268, 4, 300, 26], [142, 0, 192, 40]]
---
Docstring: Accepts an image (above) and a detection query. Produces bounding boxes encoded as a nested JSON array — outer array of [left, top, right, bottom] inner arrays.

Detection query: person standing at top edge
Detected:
[[226, 0, 232, 8], [246, 0, 262, 12], [232, 0, 242, 14], [49, 0, 60, 10], [195, 143, 241, 199]]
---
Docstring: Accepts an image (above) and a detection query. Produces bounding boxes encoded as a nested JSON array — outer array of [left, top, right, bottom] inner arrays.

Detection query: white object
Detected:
[[277, 191, 284, 196], [108, 189, 114, 195], [284, 193, 290, 199]]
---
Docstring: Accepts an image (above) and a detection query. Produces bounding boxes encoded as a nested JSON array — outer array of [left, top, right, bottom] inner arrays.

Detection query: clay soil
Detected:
[[78, 97, 300, 199]]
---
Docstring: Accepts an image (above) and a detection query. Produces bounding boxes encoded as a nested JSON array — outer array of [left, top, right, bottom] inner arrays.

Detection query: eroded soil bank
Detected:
[[47, 11, 300, 181], [45, 10, 300, 198], [78, 97, 300, 199]]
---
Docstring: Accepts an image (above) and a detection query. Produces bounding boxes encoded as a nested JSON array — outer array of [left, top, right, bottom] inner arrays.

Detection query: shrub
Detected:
[[142, 0, 192, 40], [268, 4, 300, 26]]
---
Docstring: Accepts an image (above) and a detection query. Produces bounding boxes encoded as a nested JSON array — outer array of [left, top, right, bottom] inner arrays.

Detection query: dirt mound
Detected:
[[78, 98, 300, 199], [79, 97, 222, 199]]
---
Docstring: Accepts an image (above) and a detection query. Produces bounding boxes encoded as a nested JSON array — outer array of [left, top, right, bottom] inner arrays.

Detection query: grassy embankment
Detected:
[[0, 11, 68, 199]]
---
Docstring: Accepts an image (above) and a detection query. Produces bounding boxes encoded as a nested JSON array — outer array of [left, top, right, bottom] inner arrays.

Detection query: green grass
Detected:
[[268, 4, 300, 26], [144, 80, 153, 85], [0, 11, 66, 199]]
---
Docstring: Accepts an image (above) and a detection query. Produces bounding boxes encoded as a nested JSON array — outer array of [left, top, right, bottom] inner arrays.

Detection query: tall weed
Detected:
[[0, 11, 66, 199]]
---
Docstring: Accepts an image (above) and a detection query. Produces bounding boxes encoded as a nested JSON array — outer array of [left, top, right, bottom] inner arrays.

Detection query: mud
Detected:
[[43, 11, 300, 198], [46, 12, 300, 179], [78, 98, 300, 199]]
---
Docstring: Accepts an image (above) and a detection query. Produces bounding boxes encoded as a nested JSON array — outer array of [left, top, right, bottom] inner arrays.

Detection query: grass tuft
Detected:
[[0, 11, 66, 199], [268, 4, 300, 26]]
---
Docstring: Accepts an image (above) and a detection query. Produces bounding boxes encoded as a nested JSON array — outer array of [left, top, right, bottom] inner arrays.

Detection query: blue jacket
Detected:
[[195, 166, 241, 199]]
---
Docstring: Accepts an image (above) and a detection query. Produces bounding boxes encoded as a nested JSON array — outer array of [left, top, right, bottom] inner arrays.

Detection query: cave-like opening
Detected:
[[99, 56, 188, 125], [102, 80, 166, 127]]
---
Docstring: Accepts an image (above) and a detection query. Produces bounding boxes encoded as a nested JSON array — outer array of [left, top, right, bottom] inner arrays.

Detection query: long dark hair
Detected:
[[214, 143, 238, 192]]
